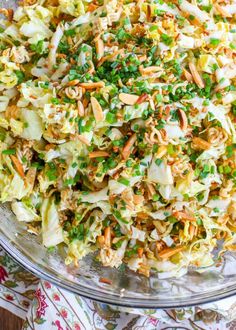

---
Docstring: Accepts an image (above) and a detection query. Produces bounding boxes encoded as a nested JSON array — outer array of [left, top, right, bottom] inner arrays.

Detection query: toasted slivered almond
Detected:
[[189, 63, 205, 89], [10, 155, 24, 178], [89, 151, 109, 158], [121, 133, 137, 160], [214, 3, 232, 17], [172, 210, 196, 222], [91, 96, 104, 122], [178, 109, 188, 131], [0, 8, 13, 21], [77, 134, 90, 146], [192, 137, 211, 150], [158, 246, 185, 260], [79, 81, 105, 89], [183, 68, 193, 82], [77, 100, 85, 117], [119, 93, 139, 105], [95, 37, 104, 60], [104, 227, 111, 247], [139, 65, 161, 75]]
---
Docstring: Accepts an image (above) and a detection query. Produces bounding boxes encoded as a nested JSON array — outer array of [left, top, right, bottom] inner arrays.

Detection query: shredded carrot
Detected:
[[138, 247, 144, 258], [104, 227, 111, 247], [121, 133, 137, 160], [89, 151, 109, 158], [97, 235, 105, 246], [87, 3, 98, 12], [136, 93, 148, 104], [10, 155, 24, 178], [173, 210, 196, 222], [158, 246, 185, 260], [99, 277, 112, 285]]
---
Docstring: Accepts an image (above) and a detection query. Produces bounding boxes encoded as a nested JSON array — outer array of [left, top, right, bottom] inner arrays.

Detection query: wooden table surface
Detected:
[[0, 307, 24, 330]]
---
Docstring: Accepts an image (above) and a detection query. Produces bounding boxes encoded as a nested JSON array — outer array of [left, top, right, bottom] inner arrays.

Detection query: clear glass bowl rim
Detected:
[[1, 232, 236, 309]]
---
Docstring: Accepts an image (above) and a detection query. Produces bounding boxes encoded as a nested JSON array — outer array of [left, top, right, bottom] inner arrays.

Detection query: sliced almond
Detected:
[[192, 137, 211, 150], [178, 109, 188, 130], [91, 96, 104, 122], [121, 133, 137, 160], [158, 246, 185, 260], [89, 151, 109, 158], [77, 100, 85, 117], [10, 155, 24, 178], [189, 63, 205, 89], [77, 134, 90, 146], [95, 38, 104, 60], [183, 68, 193, 82], [79, 81, 105, 89], [119, 93, 139, 105]]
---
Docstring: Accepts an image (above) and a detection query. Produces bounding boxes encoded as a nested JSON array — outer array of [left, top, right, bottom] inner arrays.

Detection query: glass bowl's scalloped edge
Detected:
[[1, 233, 236, 309]]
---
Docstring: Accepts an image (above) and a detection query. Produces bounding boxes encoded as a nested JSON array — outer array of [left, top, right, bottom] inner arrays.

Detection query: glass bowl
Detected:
[[1, 0, 236, 309], [1, 203, 236, 308]]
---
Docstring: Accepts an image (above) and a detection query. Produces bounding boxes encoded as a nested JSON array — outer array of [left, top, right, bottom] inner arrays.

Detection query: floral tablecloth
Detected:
[[1, 248, 236, 330]]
